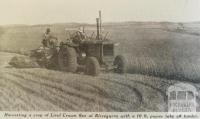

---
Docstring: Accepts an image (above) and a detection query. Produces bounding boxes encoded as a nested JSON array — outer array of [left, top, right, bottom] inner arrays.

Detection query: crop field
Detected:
[[1, 22, 200, 80], [0, 22, 200, 111]]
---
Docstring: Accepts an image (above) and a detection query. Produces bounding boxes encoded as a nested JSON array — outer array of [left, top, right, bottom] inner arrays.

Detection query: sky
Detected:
[[0, 0, 200, 25]]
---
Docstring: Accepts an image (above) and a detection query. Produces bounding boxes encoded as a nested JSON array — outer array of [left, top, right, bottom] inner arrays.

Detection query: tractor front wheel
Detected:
[[114, 55, 127, 74], [85, 57, 100, 76]]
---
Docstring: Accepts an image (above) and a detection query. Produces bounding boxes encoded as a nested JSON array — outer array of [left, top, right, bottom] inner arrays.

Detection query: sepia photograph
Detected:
[[0, 0, 200, 112]]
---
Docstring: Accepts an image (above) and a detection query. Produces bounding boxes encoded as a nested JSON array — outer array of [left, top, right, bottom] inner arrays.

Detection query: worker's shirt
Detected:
[[43, 33, 53, 41], [43, 33, 57, 48]]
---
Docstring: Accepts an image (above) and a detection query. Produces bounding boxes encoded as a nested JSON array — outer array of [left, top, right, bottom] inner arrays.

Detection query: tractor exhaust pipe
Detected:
[[96, 10, 102, 40], [99, 10, 102, 35], [96, 18, 100, 40]]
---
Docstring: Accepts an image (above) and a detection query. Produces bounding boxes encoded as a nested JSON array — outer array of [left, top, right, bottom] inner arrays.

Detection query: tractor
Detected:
[[31, 11, 127, 76]]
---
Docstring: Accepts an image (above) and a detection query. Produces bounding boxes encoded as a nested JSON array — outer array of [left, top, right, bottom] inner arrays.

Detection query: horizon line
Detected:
[[1, 20, 200, 26]]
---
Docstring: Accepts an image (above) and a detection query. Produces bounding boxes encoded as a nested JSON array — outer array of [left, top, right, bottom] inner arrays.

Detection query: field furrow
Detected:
[[5, 70, 142, 111]]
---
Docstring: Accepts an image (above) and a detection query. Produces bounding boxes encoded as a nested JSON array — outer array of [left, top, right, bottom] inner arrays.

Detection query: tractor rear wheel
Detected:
[[114, 55, 127, 74], [85, 57, 100, 76], [58, 47, 77, 72]]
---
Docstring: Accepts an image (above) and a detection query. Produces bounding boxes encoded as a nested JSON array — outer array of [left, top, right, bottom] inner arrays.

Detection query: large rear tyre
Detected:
[[85, 57, 100, 76], [114, 55, 127, 74], [58, 47, 77, 72]]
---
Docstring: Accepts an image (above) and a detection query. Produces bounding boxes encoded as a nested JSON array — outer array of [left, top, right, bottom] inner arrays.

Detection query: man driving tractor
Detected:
[[31, 28, 58, 68], [42, 28, 58, 48]]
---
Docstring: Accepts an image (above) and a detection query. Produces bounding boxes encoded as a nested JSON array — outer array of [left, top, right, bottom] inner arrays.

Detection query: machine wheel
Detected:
[[58, 47, 77, 72], [85, 57, 100, 76], [48, 52, 59, 69], [114, 55, 127, 74]]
